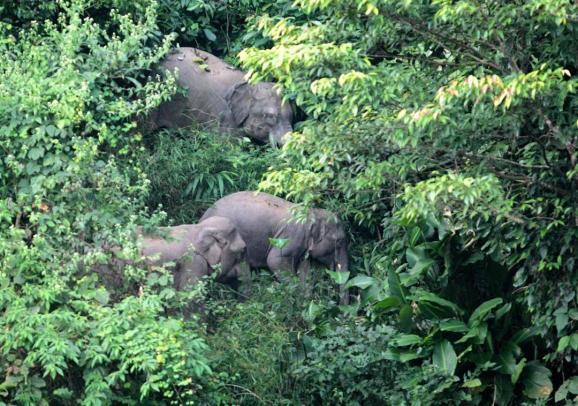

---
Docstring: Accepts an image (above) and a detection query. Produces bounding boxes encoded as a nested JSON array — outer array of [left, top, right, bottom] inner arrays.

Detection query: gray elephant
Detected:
[[146, 47, 294, 146], [200, 191, 349, 303], [95, 217, 247, 311], [139, 216, 247, 292]]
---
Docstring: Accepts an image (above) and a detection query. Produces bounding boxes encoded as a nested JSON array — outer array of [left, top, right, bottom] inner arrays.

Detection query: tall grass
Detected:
[[139, 128, 273, 223]]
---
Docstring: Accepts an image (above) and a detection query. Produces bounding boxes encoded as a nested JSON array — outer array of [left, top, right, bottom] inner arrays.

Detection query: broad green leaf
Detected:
[[495, 303, 512, 320], [468, 298, 503, 326], [555, 376, 578, 402], [373, 296, 402, 312], [203, 28, 216, 41], [521, 362, 553, 399], [512, 358, 526, 384], [433, 339, 457, 375], [571, 333, 578, 350], [496, 342, 520, 375], [388, 267, 406, 302], [405, 246, 428, 267], [439, 319, 469, 333], [28, 146, 45, 160], [345, 274, 375, 289], [511, 328, 537, 344], [304, 301, 321, 321], [414, 290, 463, 317], [555, 313, 569, 332], [399, 351, 423, 362], [404, 258, 435, 285], [557, 336, 570, 352], [462, 378, 482, 388], [398, 304, 413, 332], [392, 334, 422, 347], [94, 289, 109, 305], [326, 270, 350, 284], [384, 348, 424, 362], [456, 324, 488, 345]]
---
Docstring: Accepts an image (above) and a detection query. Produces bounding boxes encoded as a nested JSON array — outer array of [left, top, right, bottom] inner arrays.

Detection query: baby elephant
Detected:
[[139, 216, 247, 292], [147, 47, 294, 146], [201, 192, 349, 303]]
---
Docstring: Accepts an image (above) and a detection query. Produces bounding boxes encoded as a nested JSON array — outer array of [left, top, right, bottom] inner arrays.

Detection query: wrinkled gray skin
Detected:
[[147, 47, 294, 146], [139, 216, 247, 292], [201, 192, 349, 303], [95, 217, 247, 314]]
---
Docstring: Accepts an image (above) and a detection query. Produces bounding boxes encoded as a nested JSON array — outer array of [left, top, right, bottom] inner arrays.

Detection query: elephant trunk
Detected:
[[269, 122, 292, 146], [335, 247, 350, 305]]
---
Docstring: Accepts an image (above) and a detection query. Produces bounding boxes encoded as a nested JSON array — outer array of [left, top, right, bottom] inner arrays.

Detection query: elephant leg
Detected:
[[236, 262, 252, 300], [267, 249, 312, 298], [266, 248, 296, 283], [175, 256, 207, 318], [297, 260, 312, 298]]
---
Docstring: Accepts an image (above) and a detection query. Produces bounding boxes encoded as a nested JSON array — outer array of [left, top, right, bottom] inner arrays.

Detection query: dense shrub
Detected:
[[241, 0, 578, 402], [0, 1, 214, 403], [4, 0, 578, 404], [139, 129, 274, 223]]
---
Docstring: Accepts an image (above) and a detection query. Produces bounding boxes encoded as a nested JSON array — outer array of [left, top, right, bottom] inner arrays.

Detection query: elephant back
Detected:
[[155, 47, 246, 129], [201, 191, 295, 268]]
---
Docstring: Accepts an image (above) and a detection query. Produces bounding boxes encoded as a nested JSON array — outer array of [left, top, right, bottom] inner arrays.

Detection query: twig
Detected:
[[222, 384, 271, 405]]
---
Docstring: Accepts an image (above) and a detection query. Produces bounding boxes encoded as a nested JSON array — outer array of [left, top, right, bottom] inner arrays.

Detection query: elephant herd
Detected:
[[97, 48, 349, 310], [125, 192, 350, 309]]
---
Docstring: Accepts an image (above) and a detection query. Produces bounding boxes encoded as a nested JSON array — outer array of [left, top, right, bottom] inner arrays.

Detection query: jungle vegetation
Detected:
[[1, 0, 577, 404]]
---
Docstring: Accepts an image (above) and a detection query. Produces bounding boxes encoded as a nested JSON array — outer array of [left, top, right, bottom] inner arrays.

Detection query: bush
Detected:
[[240, 0, 578, 402], [0, 1, 214, 403], [200, 275, 300, 405], [139, 129, 275, 223]]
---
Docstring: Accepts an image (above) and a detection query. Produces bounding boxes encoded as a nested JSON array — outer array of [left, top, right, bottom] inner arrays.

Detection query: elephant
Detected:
[[145, 47, 294, 146], [200, 191, 349, 303], [94, 216, 247, 312], [138, 216, 247, 292]]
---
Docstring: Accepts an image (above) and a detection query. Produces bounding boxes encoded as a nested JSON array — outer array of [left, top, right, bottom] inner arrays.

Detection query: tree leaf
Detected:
[[521, 361, 553, 399], [557, 336, 570, 353], [388, 267, 406, 302], [405, 246, 427, 267], [392, 334, 422, 347], [555, 312, 569, 332], [462, 378, 482, 388], [414, 290, 463, 318], [345, 274, 375, 289], [439, 320, 469, 333], [325, 270, 350, 284], [433, 339, 457, 375], [94, 289, 109, 305], [468, 298, 503, 326], [373, 296, 401, 312], [203, 28, 216, 41]]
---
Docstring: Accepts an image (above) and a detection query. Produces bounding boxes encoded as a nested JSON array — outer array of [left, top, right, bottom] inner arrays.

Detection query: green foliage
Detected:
[[201, 275, 301, 405], [291, 320, 399, 405], [140, 129, 274, 223], [4, 0, 578, 404], [0, 1, 215, 403], [154, 0, 297, 57], [240, 0, 578, 402]]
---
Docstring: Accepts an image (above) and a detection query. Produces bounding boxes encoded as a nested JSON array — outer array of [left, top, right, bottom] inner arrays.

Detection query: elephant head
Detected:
[[226, 82, 293, 146], [308, 209, 349, 271], [307, 209, 350, 303], [194, 216, 247, 281]]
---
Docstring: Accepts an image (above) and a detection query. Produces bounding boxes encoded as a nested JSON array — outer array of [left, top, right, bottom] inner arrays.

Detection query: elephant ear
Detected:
[[308, 214, 327, 249], [196, 227, 225, 268], [226, 81, 252, 126]]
